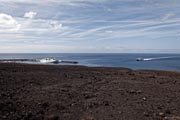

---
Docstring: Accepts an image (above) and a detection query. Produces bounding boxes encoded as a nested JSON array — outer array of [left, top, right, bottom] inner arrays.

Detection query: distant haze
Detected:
[[0, 0, 180, 53]]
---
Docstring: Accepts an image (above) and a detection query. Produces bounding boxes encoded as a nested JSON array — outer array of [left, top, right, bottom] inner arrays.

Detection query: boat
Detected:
[[136, 58, 144, 61], [39, 58, 59, 63]]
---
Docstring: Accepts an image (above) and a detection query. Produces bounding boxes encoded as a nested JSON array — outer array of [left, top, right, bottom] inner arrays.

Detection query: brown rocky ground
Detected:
[[0, 63, 180, 120]]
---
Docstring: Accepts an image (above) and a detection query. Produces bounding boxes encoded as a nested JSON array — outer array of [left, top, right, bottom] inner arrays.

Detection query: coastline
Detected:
[[1, 61, 180, 73], [0, 63, 180, 120]]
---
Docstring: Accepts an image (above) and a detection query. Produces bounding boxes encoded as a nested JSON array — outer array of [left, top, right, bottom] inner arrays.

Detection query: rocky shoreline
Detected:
[[0, 63, 180, 120]]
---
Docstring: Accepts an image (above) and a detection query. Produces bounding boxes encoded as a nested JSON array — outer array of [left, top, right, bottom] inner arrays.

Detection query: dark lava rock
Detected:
[[45, 115, 59, 120], [1, 63, 180, 120]]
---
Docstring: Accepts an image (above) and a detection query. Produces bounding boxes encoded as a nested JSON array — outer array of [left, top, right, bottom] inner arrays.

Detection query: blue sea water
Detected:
[[0, 53, 180, 71]]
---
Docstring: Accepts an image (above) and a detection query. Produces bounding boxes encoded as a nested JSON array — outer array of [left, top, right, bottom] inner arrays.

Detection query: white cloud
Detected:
[[0, 13, 21, 31], [161, 13, 176, 21], [19, 18, 65, 32], [24, 11, 37, 19], [49, 21, 63, 29]]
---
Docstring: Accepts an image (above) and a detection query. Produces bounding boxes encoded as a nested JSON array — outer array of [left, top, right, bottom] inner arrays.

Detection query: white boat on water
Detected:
[[136, 58, 144, 61], [39, 58, 60, 63]]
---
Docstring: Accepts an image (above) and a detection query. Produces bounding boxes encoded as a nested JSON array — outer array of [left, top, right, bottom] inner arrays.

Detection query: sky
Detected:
[[0, 0, 180, 53]]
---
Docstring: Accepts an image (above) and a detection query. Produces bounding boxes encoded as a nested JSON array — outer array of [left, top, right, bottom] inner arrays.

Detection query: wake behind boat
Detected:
[[136, 56, 179, 62]]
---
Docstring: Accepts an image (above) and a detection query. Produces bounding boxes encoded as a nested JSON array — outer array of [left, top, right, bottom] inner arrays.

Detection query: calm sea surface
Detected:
[[0, 53, 180, 71]]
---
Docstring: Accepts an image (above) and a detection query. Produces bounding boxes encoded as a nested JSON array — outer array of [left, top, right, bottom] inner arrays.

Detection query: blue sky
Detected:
[[0, 0, 180, 53]]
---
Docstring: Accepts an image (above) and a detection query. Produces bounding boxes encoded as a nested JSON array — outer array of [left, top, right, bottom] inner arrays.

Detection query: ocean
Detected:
[[0, 53, 180, 71]]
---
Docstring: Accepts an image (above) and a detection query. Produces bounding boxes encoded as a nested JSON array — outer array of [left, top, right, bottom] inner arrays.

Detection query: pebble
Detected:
[[128, 90, 142, 94], [142, 97, 147, 101], [143, 112, 149, 117], [137, 90, 142, 94], [165, 109, 171, 114], [2, 115, 7, 119], [159, 112, 165, 117], [129, 90, 136, 94], [45, 115, 59, 120]]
